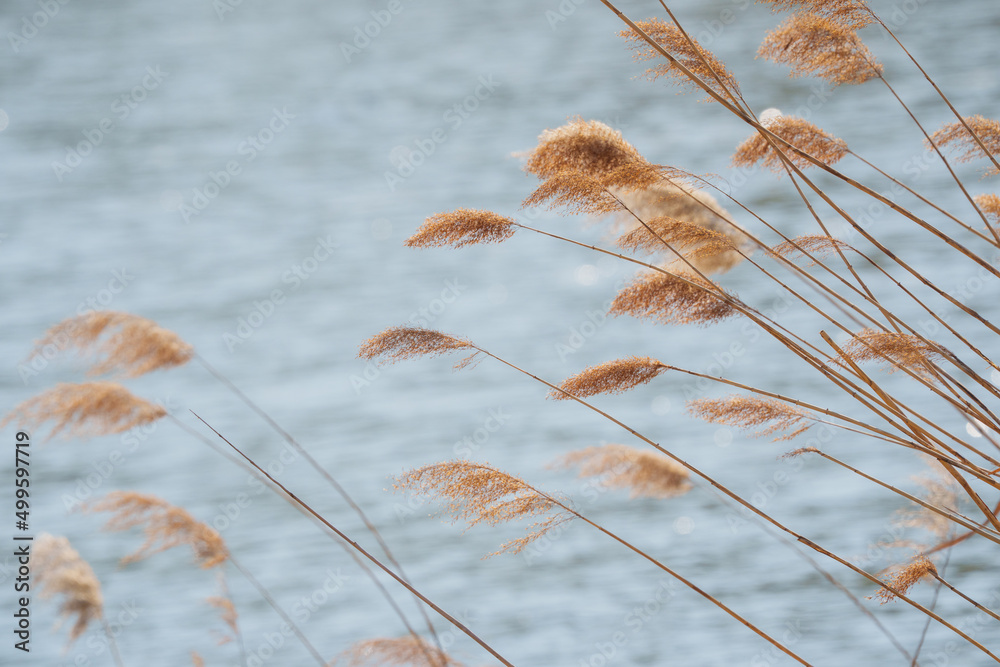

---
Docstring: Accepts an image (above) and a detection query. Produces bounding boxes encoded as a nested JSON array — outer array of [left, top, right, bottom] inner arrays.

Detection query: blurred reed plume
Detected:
[[687, 395, 814, 441], [556, 443, 692, 499], [87, 491, 228, 568], [33, 533, 105, 645], [3, 381, 166, 439], [336, 637, 464, 667]]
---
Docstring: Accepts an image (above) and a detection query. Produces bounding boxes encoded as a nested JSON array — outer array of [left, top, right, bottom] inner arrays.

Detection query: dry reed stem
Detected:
[[758, 13, 882, 85], [395, 461, 573, 556], [406, 210, 517, 248], [87, 491, 229, 568], [620, 18, 740, 99], [930, 115, 1000, 176], [3, 382, 167, 439], [756, 0, 875, 29], [33, 533, 104, 644], [733, 115, 848, 172], [688, 395, 814, 440], [551, 356, 668, 399], [873, 557, 938, 604], [523, 117, 649, 180], [335, 637, 464, 667], [358, 327, 478, 369], [974, 193, 1000, 232], [33, 310, 193, 377], [609, 270, 738, 325], [841, 329, 945, 376], [556, 444, 692, 498]]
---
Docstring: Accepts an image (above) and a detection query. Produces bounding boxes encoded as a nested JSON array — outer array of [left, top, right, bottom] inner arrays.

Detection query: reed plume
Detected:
[[687, 395, 814, 440], [929, 115, 1000, 176], [756, 0, 874, 30], [3, 382, 166, 439], [406, 209, 517, 248], [840, 329, 945, 376], [619, 18, 740, 99], [87, 491, 229, 569], [522, 170, 626, 216], [872, 556, 937, 604], [336, 637, 464, 667], [733, 115, 849, 171], [191, 653, 205, 667], [551, 356, 668, 399], [33, 533, 104, 645], [609, 270, 738, 325], [758, 13, 882, 85], [207, 594, 238, 645], [523, 117, 650, 180], [358, 327, 478, 368], [974, 193, 1000, 231], [770, 235, 851, 264], [556, 443, 692, 499], [617, 215, 738, 260], [33, 310, 193, 377], [395, 461, 573, 556]]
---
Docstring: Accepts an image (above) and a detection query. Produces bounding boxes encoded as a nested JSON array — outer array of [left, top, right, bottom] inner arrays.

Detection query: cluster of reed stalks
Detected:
[[11, 0, 1000, 664]]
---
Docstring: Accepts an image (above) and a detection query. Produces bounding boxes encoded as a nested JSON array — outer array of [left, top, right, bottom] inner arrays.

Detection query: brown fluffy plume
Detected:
[[609, 271, 738, 326], [523, 117, 650, 180], [930, 115, 1000, 176], [551, 356, 668, 399], [620, 18, 740, 100], [872, 556, 938, 604], [32, 311, 193, 378], [975, 194, 1000, 231], [687, 395, 814, 440], [758, 13, 882, 85], [33, 533, 104, 644], [406, 209, 517, 248], [336, 637, 465, 667], [617, 215, 738, 261], [756, 0, 874, 29], [358, 327, 478, 369], [87, 491, 229, 569], [523, 170, 626, 216], [557, 444, 692, 499], [733, 115, 849, 172], [3, 382, 167, 439], [395, 461, 573, 556], [770, 235, 851, 264], [841, 329, 945, 376]]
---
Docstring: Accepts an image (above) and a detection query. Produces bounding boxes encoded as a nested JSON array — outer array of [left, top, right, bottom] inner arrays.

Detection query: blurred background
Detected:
[[2, 0, 999, 664]]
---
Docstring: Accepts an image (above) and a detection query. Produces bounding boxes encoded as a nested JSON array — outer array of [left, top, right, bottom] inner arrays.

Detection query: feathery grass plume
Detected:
[[556, 444, 692, 499], [617, 215, 738, 261], [522, 170, 625, 216], [550, 356, 668, 399], [192, 653, 205, 667], [758, 13, 882, 85], [756, 0, 874, 29], [609, 270, 738, 326], [896, 460, 962, 543], [2, 382, 166, 439], [395, 461, 573, 556], [974, 193, 1000, 231], [687, 395, 814, 440], [733, 115, 849, 172], [619, 18, 740, 100], [930, 115, 1000, 176], [872, 556, 938, 604], [87, 491, 229, 568], [336, 637, 464, 667], [33, 310, 193, 377], [207, 594, 238, 645], [33, 533, 104, 645], [840, 329, 945, 377], [523, 117, 649, 180], [358, 327, 479, 369], [770, 234, 851, 265], [406, 209, 517, 248]]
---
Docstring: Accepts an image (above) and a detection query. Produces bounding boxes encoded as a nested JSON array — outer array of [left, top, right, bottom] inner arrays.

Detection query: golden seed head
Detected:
[[551, 356, 668, 400], [609, 271, 738, 326], [336, 636, 464, 667], [930, 115, 1000, 176], [840, 329, 945, 377], [33, 533, 104, 645], [32, 311, 193, 378], [522, 170, 626, 216], [556, 444, 692, 499], [3, 382, 167, 440], [620, 19, 740, 101], [687, 395, 814, 441], [769, 235, 851, 264], [523, 117, 650, 181], [406, 209, 517, 248], [758, 13, 882, 85], [86, 491, 229, 569], [974, 193, 1000, 230], [357, 327, 478, 369], [873, 556, 937, 604], [733, 116, 848, 172], [756, 0, 875, 30]]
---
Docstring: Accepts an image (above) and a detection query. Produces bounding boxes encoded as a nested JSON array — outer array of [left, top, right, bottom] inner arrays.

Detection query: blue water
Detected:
[[2, 0, 1000, 664]]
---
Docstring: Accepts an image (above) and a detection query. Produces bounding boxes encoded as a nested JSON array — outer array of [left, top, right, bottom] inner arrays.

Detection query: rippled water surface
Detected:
[[3, 0, 1000, 665]]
